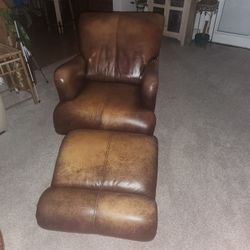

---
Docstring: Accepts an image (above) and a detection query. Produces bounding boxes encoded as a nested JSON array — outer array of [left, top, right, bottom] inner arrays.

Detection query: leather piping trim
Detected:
[[114, 15, 120, 79], [92, 190, 101, 232], [98, 94, 110, 128], [101, 132, 113, 188], [92, 132, 113, 231]]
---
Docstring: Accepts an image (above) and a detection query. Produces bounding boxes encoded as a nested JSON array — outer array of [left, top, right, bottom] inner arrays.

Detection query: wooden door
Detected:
[[73, 0, 113, 22], [88, 0, 113, 11]]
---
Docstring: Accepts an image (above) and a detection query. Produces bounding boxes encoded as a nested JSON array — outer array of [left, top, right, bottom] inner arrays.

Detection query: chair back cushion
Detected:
[[79, 12, 164, 84]]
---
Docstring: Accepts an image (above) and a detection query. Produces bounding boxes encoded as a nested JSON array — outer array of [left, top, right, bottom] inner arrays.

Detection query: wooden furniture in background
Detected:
[[53, 0, 76, 34], [0, 43, 39, 107], [148, 0, 197, 45]]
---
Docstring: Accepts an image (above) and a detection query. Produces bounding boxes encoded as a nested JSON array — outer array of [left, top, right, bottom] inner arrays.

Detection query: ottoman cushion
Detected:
[[36, 130, 158, 241], [52, 130, 158, 198], [37, 187, 157, 241]]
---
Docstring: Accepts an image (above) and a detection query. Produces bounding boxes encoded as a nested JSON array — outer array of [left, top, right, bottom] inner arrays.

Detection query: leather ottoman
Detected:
[[36, 130, 158, 241]]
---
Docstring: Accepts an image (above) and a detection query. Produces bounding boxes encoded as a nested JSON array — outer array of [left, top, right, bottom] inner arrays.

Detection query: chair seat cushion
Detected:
[[53, 81, 156, 135]]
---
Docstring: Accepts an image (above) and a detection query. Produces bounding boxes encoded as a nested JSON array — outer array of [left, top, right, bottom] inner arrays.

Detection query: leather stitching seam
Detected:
[[114, 15, 120, 79], [99, 94, 110, 128], [92, 189, 101, 232], [92, 133, 113, 231], [100, 132, 113, 189]]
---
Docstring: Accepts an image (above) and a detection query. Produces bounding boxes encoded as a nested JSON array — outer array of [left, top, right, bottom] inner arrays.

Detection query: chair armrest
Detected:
[[54, 55, 86, 102], [141, 59, 159, 111]]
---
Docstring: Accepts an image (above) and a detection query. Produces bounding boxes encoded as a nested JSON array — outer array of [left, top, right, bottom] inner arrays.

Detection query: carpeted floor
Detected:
[[0, 38, 250, 250]]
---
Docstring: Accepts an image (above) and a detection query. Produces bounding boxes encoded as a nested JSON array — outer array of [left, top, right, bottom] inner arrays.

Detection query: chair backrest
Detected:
[[79, 12, 164, 84]]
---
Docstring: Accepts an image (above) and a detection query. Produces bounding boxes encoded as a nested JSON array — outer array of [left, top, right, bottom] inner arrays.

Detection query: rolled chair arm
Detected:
[[54, 55, 86, 102], [141, 59, 159, 111]]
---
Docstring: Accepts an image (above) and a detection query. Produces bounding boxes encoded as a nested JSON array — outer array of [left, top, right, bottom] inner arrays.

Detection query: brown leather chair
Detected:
[[53, 12, 164, 135]]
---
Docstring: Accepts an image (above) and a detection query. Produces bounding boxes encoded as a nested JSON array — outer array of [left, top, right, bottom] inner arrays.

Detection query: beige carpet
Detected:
[[0, 38, 250, 249], [0, 230, 4, 250]]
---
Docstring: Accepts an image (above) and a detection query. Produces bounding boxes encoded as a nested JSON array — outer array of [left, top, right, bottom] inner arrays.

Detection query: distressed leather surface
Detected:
[[36, 187, 157, 241], [36, 130, 158, 241], [52, 130, 158, 198], [79, 12, 164, 83], [54, 55, 86, 102], [54, 81, 156, 135]]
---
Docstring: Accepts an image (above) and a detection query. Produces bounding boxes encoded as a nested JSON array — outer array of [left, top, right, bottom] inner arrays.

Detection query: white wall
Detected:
[[113, 0, 136, 11], [113, 0, 121, 11]]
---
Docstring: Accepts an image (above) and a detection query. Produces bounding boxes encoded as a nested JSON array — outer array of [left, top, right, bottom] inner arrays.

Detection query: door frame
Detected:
[[212, 0, 250, 48]]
